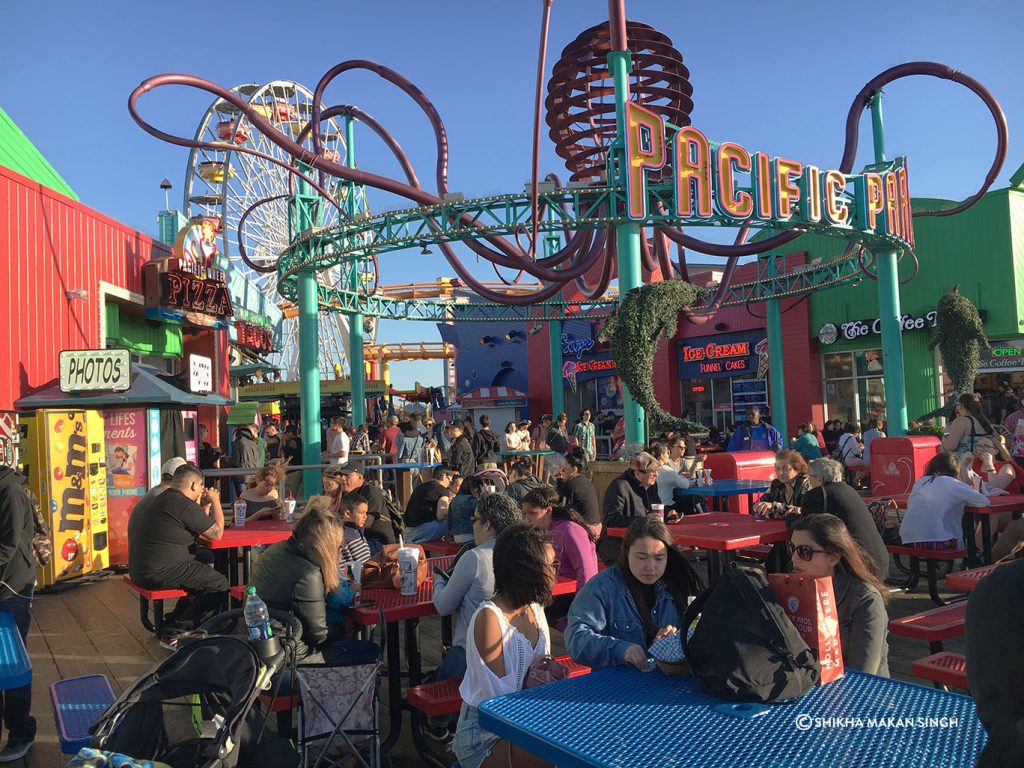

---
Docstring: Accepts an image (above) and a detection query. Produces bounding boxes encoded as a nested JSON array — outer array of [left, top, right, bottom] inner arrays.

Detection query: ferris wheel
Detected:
[[183, 79, 374, 381]]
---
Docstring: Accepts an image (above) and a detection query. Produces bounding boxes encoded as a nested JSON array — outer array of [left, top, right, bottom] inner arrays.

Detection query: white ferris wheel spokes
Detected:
[[183, 79, 374, 382]]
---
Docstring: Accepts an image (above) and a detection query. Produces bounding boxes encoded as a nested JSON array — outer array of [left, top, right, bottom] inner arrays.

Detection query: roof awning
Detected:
[[15, 363, 233, 409], [460, 386, 528, 409]]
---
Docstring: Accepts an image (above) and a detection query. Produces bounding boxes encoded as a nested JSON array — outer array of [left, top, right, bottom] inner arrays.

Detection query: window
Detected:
[[823, 349, 884, 424]]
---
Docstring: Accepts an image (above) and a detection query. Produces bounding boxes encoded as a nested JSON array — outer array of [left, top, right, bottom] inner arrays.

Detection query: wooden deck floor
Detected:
[[19, 558, 967, 767]]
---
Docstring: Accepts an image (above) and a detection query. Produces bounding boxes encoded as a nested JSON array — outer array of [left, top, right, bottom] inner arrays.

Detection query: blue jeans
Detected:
[[404, 519, 448, 543], [436, 644, 467, 682], [0, 595, 36, 742]]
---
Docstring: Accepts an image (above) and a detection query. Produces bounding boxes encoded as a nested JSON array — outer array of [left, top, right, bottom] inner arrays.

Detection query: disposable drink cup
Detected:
[[234, 499, 247, 527], [651, 503, 665, 522], [284, 498, 297, 523], [703, 469, 713, 485], [397, 546, 420, 596]]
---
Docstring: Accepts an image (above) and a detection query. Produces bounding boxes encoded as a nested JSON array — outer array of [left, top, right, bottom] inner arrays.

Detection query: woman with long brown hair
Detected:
[[943, 391, 995, 454], [250, 500, 375, 663], [238, 463, 286, 521], [788, 513, 890, 675], [566, 516, 703, 670]]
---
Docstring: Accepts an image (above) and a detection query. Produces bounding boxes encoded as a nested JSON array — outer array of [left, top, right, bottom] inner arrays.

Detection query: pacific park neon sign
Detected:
[[624, 102, 914, 247]]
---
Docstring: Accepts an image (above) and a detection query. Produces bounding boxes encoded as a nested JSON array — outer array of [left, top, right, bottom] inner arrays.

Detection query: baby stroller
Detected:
[[87, 636, 279, 768], [80, 610, 302, 768]]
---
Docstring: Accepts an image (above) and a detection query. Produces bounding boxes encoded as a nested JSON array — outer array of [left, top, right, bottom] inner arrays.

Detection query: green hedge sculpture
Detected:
[[921, 286, 988, 420], [599, 280, 707, 434]]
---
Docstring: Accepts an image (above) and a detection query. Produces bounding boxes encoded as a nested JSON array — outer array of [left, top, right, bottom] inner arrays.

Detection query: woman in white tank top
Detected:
[[454, 525, 557, 768]]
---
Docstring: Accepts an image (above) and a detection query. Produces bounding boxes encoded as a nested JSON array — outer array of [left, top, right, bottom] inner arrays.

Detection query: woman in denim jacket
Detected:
[[566, 516, 703, 670]]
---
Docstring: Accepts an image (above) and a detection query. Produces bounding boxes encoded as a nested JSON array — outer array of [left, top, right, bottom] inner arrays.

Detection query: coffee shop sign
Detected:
[[818, 311, 937, 344]]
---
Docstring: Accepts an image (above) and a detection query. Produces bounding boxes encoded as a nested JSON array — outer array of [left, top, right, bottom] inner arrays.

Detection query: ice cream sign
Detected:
[[624, 102, 914, 247]]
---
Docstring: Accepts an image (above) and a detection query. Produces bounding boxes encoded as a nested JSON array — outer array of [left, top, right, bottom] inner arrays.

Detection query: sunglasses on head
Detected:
[[787, 542, 828, 561]]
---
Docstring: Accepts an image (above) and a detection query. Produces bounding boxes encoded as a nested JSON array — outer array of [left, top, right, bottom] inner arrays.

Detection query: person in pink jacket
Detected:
[[521, 485, 598, 628]]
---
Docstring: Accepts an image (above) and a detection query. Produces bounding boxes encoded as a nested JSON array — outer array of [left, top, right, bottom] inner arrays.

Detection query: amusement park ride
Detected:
[[129, 0, 1006, 494]]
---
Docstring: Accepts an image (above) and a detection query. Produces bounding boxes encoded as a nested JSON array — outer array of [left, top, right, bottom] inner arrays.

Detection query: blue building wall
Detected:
[[437, 319, 529, 399]]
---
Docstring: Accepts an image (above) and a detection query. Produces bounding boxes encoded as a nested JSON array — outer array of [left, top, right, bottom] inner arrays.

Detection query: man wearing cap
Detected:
[[130, 457, 187, 521], [338, 466, 397, 548], [128, 463, 227, 630], [597, 451, 660, 562]]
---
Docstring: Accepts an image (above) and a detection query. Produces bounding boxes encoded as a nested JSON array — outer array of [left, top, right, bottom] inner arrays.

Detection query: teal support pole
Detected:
[[608, 48, 646, 446], [344, 116, 366, 427], [765, 256, 788, 445], [550, 319, 564, 419], [295, 171, 322, 494], [869, 92, 909, 435]]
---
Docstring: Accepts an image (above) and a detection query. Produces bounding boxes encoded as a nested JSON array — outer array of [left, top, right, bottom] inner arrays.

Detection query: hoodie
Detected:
[[506, 475, 548, 504], [0, 468, 37, 598], [231, 425, 261, 469]]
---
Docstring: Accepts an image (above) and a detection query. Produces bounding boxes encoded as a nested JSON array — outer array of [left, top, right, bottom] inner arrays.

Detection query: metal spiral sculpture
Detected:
[[128, 10, 1008, 321]]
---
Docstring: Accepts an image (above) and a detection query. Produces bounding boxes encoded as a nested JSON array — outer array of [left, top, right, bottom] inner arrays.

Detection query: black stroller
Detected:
[[82, 610, 302, 768]]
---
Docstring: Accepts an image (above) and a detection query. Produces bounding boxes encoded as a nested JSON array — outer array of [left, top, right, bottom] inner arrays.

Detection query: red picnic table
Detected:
[[944, 561, 1010, 592], [348, 556, 576, 752], [866, 492, 1024, 566], [200, 520, 294, 587], [607, 512, 790, 582]]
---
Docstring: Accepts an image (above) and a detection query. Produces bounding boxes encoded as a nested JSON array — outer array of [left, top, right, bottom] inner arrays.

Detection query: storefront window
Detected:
[[825, 380, 857, 424], [823, 349, 883, 424], [823, 352, 854, 379]]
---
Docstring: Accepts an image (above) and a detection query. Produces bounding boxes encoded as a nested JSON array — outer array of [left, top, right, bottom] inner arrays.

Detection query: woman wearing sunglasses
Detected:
[[788, 513, 890, 676], [565, 516, 704, 671]]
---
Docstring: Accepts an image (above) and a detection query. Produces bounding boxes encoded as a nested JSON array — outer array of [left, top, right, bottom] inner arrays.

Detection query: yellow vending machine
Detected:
[[19, 409, 110, 588]]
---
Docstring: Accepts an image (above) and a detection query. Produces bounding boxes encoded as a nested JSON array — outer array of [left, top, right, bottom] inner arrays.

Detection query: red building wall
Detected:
[[0, 166, 170, 411]]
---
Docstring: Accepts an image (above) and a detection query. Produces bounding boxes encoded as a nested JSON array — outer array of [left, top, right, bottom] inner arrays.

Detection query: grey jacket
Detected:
[[833, 568, 889, 677], [231, 426, 261, 470], [507, 476, 548, 504], [250, 538, 328, 660]]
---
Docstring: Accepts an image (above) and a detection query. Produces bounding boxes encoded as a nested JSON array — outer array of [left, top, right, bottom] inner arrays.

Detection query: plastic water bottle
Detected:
[[243, 586, 273, 641], [234, 498, 247, 527]]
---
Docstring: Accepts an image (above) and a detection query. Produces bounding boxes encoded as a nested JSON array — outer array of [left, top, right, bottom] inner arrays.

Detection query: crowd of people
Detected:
[[95, 393, 1024, 767]]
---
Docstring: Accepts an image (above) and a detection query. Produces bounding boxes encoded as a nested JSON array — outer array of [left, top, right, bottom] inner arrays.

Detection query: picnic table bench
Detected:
[[888, 600, 967, 654], [50, 674, 115, 754]]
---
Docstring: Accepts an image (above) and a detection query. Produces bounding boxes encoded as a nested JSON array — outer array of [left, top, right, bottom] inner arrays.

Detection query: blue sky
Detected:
[[3, 0, 1022, 388]]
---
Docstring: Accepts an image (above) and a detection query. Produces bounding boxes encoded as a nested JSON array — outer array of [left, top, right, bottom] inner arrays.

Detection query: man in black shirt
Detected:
[[446, 422, 476, 478], [403, 467, 455, 543], [472, 415, 500, 467], [0, 466, 38, 761], [128, 463, 227, 628], [339, 466, 397, 547]]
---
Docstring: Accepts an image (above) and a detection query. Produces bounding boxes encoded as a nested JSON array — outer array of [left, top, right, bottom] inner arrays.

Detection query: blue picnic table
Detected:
[[479, 667, 985, 768], [0, 611, 31, 690], [674, 478, 772, 512]]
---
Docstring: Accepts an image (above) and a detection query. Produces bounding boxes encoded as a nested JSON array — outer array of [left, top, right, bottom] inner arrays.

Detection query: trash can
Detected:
[[703, 450, 777, 514], [869, 436, 940, 497]]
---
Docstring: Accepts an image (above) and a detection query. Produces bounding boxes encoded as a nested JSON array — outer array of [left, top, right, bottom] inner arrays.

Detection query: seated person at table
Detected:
[[321, 465, 345, 503], [965, 557, 1024, 766], [798, 458, 889, 580], [251, 506, 377, 664], [337, 492, 372, 567], [338, 465, 397, 548], [237, 464, 285, 521], [127, 463, 226, 629], [455, 525, 556, 768], [566, 516, 704, 671], [792, 422, 823, 462], [522, 486, 598, 627], [448, 476, 483, 544], [403, 467, 455, 543], [789, 513, 889, 676], [555, 454, 602, 539], [434, 493, 524, 682], [651, 442, 691, 519], [505, 459, 547, 504], [966, 433, 1022, 542], [502, 421, 523, 453], [835, 422, 868, 485], [597, 451, 660, 563], [902, 452, 988, 551], [754, 449, 811, 519]]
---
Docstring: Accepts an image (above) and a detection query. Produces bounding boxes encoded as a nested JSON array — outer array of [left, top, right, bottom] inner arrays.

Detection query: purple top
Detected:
[[550, 518, 598, 591]]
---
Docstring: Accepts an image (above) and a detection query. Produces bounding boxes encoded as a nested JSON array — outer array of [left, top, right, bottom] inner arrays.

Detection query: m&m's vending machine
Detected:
[[19, 409, 110, 588]]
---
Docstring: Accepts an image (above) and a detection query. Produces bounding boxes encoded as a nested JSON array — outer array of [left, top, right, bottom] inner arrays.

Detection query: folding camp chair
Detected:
[[296, 661, 383, 768]]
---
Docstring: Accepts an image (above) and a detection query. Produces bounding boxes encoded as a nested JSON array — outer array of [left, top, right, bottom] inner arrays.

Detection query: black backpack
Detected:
[[682, 565, 820, 703]]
